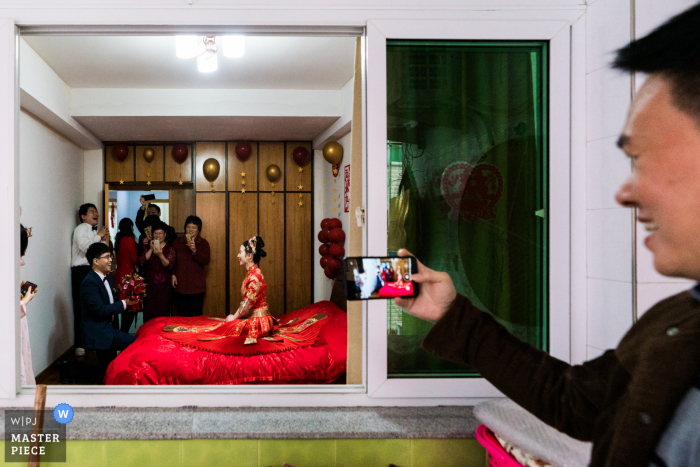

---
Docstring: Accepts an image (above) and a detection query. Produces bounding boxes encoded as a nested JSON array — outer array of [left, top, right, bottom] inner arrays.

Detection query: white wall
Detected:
[[19, 110, 84, 375]]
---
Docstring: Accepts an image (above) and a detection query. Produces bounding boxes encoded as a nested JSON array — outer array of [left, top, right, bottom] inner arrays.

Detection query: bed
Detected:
[[104, 301, 347, 385]]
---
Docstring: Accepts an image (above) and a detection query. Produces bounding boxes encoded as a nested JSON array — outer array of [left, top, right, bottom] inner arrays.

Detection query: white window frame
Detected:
[[366, 19, 572, 398], [0, 5, 585, 406]]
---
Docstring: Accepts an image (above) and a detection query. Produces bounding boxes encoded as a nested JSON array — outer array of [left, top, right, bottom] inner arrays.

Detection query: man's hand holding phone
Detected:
[[393, 249, 456, 323]]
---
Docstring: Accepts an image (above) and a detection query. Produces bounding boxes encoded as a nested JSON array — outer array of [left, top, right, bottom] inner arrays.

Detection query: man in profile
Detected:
[[399, 5, 700, 466]]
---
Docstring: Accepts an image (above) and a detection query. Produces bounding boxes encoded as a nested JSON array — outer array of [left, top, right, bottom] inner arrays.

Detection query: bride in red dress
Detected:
[[224, 236, 273, 344]]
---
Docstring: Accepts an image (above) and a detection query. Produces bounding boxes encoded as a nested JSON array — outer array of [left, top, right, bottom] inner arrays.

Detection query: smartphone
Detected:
[[153, 239, 160, 249], [343, 256, 419, 300], [20, 281, 38, 296]]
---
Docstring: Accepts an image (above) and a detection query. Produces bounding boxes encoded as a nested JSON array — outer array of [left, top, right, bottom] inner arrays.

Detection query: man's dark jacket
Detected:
[[422, 291, 700, 467], [80, 270, 126, 350]]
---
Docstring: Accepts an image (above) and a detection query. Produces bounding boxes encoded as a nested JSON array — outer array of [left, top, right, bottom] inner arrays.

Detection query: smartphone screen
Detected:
[[343, 256, 418, 300]]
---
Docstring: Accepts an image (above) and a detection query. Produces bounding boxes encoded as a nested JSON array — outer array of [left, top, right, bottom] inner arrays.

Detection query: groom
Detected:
[[81, 243, 139, 377]]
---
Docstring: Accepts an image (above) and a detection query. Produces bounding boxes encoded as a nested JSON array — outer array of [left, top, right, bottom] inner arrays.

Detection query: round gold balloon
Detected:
[[202, 158, 221, 183], [143, 148, 155, 163], [266, 164, 281, 183], [322, 141, 343, 165]]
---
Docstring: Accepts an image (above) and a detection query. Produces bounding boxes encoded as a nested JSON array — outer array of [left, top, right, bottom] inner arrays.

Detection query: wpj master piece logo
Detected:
[[4, 406, 68, 463]]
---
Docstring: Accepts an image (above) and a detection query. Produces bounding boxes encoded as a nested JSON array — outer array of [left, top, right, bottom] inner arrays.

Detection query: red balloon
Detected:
[[112, 144, 129, 162], [235, 141, 253, 161], [320, 254, 331, 269], [328, 218, 342, 229], [329, 228, 345, 244], [318, 229, 329, 243], [324, 267, 336, 279], [327, 257, 342, 273], [319, 244, 330, 256], [320, 218, 331, 229], [171, 144, 189, 164], [330, 244, 345, 259], [292, 146, 310, 167]]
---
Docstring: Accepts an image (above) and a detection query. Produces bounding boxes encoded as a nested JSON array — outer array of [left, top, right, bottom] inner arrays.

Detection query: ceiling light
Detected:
[[197, 52, 218, 72], [175, 35, 205, 59], [222, 35, 245, 58]]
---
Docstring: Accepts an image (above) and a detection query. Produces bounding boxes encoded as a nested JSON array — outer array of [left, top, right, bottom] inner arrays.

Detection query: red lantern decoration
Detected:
[[319, 244, 330, 256], [235, 141, 253, 162], [330, 244, 345, 259], [329, 228, 345, 244], [324, 267, 336, 279], [328, 218, 342, 229], [320, 254, 331, 269], [318, 229, 329, 243], [112, 144, 129, 162], [321, 218, 331, 229], [292, 146, 310, 167], [327, 257, 342, 274], [171, 144, 189, 164]]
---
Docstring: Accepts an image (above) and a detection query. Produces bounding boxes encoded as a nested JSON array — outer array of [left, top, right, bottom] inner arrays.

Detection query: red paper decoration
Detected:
[[171, 144, 189, 164], [235, 141, 253, 162], [292, 146, 310, 167], [319, 244, 330, 256], [112, 144, 129, 162], [320, 218, 331, 229], [329, 228, 345, 244], [330, 244, 345, 259], [328, 218, 342, 229]]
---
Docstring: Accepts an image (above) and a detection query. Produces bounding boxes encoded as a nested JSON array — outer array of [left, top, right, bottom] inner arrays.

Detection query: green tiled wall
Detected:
[[0, 439, 487, 467]]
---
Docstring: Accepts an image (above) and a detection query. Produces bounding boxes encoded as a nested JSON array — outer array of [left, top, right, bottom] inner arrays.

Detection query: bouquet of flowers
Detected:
[[118, 273, 147, 311]]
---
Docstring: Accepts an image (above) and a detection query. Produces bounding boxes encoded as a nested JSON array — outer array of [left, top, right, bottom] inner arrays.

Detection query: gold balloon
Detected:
[[143, 148, 155, 163], [203, 158, 221, 183], [322, 141, 343, 165], [266, 164, 281, 183]]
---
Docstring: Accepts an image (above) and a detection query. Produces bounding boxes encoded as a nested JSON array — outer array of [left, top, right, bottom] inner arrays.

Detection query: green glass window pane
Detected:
[[387, 40, 548, 378]]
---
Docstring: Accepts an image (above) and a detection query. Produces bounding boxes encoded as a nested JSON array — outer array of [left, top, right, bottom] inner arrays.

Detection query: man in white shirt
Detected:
[[71, 203, 109, 356]]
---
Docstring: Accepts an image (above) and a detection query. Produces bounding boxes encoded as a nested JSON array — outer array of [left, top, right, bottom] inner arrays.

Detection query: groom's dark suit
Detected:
[[81, 269, 135, 352]]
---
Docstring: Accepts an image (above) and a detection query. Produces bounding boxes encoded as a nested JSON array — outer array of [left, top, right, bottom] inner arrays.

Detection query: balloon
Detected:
[[324, 266, 336, 279], [266, 164, 281, 183], [235, 141, 253, 162], [329, 228, 345, 244], [319, 244, 330, 256], [330, 244, 345, 259], [171, 144, 189, 164], [321, 227, 332, 243], [143, 148, 155, 163], [320, 254, 331, 269], [202, 158, 221, 183], [317, 230, 329, 243], [328, 218, 342, 229], [320, 218, 331, 229], [112, 144, 129, 162], [327, 257, 342, 274], [292, 146, 310, 167], [322, 141, 343, 165]]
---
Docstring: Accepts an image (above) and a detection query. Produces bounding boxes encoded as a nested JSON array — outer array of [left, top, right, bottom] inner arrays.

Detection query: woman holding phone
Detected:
[[139, 223, 176, 323], [114, 218, 138, 332]]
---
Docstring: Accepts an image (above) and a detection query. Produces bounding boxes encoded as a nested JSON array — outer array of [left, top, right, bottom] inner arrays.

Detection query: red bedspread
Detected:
[[377, 281, 414, 298], [105, 301, 347, 385]]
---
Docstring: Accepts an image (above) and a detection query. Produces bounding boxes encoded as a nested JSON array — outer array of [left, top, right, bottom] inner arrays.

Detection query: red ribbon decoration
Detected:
[[111, 203, 116, 228]]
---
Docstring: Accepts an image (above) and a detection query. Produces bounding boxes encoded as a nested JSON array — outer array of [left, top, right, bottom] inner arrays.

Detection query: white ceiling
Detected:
[[22, 35, 356, 90]]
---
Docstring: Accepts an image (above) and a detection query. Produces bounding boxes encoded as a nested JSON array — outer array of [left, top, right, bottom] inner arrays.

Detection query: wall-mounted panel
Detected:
[[227, 142, 258, 192], [259, 192, 285, 315], [286, 193, 312, 312], [195, 142, 226, 192], [229, 192, 259, 313], [285, 142, 312, 192], [170, 187, 195, 235], [165, 144, 193, 183], [196, 192, 226, 316], [135, 145, 164, 183], [105, 145, 134, 183], [258, 142, 285, 192]]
